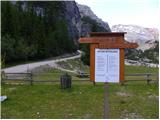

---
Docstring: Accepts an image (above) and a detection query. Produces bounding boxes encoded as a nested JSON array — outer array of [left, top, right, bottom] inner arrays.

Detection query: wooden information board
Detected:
[[95, 49, 119, 82], [79, 32, 138, 83]]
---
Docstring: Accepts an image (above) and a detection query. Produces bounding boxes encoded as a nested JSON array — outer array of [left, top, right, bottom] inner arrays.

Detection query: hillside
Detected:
[[77, 3, 111, 35], [1, 1, 110, 65], [112, 24, 159, 50]]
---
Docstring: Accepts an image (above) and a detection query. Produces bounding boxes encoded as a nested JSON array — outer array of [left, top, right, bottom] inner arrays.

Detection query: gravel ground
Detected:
[[2, 50, 82, 73]]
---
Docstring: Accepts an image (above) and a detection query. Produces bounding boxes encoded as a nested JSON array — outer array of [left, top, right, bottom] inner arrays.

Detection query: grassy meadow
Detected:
[[1, 82, 158, 119], [1, 59, 159, 119]]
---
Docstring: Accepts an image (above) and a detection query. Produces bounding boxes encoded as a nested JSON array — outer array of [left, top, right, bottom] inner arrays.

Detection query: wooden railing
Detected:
[[1, 72, 33, 85], [125, 73, 158, 85], [1, 71, 158, 85]]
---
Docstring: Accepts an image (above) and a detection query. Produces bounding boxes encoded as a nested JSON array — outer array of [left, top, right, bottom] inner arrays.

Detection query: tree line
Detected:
[[125, 41, 159, 64], [1, 1, 77, 65]]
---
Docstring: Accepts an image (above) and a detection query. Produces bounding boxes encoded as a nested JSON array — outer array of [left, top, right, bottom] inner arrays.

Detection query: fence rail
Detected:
[[125, 73, 157, 76], [1, 71, 159, 85], [124, 73, 158, 85]]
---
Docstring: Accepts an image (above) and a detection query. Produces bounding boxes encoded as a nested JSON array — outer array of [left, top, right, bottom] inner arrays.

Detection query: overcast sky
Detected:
[[75, 0, 159, 28]]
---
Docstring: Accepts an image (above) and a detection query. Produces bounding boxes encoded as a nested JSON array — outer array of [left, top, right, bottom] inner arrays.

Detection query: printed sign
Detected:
[[95, 49, 119, 83]]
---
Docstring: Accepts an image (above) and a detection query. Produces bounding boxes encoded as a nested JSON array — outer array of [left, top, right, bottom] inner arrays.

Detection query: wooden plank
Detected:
[[99, 43, 138, 48], [125, 79, 149, 81], [125, 73, 156, 76], [120, 49, 125, 84], [90, 32, 126, 37], [79, 37, 122, 44], [3, 79, 30, 81], [4, 73, 31, 74], [33, 80, 59, 82], [90, 44, 99, 81], [79, 38, 138, 48]]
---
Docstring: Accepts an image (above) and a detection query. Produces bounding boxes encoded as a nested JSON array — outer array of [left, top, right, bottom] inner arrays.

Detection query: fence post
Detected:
[[1, 71, 5, 84], [146, 74, 151, 85], [30, 72, 33, 85]]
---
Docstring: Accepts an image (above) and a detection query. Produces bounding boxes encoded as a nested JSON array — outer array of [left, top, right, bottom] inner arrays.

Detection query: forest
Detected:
[[1, 1, 77, 64]]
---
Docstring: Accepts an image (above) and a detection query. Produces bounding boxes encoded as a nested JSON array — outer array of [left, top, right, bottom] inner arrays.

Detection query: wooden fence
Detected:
[[125, 73, 158, 85], [1, 71, 159, 85], [1, 72, 33, 85]]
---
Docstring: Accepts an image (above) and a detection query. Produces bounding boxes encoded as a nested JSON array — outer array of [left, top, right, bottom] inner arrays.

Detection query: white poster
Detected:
[[95, 49, 119, 83]]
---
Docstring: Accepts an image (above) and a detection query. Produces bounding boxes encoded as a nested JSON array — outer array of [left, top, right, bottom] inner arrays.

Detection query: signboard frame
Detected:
[[90, 44, 124, 84], [79, 32, 138, 84]]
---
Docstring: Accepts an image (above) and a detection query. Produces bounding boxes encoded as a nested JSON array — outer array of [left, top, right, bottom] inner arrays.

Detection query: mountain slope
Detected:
[[2, 1, 111, 65], [77, 3, 111, 34], [112, 24, 159, 50]]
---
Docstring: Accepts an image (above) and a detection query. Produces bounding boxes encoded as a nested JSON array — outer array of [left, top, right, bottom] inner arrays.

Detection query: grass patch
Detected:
[[125, 65, 158, 74], [32, 69, 90, 81], [1, 63, 159, 118], [57, 58, 89, 73], [1, 84, 103, 119], [1, 83, 158, 119]]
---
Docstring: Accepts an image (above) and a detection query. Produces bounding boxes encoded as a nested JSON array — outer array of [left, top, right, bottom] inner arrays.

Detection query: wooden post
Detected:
[[90, 44, 98, 85], [146, 74, 150, 85], [104, 82, 109, 119], [30, 72, 33, 85], [1, 71, 5, 84], [120, 49, 125, 85]]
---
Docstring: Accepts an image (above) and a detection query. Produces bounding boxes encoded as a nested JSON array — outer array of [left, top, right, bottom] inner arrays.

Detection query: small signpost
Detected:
[[79, 32, 138, 119]]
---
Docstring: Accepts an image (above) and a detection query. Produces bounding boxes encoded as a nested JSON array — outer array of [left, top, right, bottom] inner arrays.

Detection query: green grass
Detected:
[[1, 83, 158, 119], [109, 83, 159, 119], [125, 65, 158, 74], [32, 63, 158, 82], [32, 69, 90, 81], [1, 62, 159, 119], [57, 58, 90, 73]]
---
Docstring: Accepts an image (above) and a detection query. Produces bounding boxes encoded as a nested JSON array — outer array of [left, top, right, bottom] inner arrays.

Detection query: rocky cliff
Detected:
[[42, 1, 111, 43], [11, 1, 111, 43], [77, 3, 111, 33], [63, 1, 82, 42], [112, 24, 159, 50]]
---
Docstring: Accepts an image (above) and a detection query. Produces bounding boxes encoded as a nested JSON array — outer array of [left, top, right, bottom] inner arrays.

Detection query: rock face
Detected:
[[41, 1, 111, 43], [111, 24, 159, 50], [145, 28, 159, 40], [77, 3, 111, 32], [63, 1, 82, 43], [54, 2, 111, 42]]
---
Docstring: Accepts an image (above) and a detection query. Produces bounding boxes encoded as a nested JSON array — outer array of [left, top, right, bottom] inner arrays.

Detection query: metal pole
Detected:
[[104, 82, 109, 119]]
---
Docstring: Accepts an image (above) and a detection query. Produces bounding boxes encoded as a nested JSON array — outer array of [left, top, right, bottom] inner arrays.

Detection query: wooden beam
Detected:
[[79, 37, 123, 44], [90, 44, 99, 81], [90, 32, 126, 37], [99, 43, 138, 48], [79, 38, 139, 49], [120, 49, 125, 84]]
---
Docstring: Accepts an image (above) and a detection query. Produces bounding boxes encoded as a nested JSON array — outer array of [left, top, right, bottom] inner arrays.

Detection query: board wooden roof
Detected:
[[79, 32, 138, 49]]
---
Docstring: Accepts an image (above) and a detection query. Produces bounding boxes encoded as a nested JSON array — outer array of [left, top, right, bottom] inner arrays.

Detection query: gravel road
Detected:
[[2, 50, 82, 73]]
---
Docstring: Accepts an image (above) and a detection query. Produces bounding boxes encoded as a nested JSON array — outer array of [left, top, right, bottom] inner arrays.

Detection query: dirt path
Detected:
[[2, 50, 82, 73]]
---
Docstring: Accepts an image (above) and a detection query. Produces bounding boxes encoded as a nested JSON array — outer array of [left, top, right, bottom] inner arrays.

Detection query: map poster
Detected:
[[95, 49, 120, 83]]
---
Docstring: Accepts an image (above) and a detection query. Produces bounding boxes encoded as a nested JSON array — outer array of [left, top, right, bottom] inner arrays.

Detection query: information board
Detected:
[[95, 49, 119, 83]]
